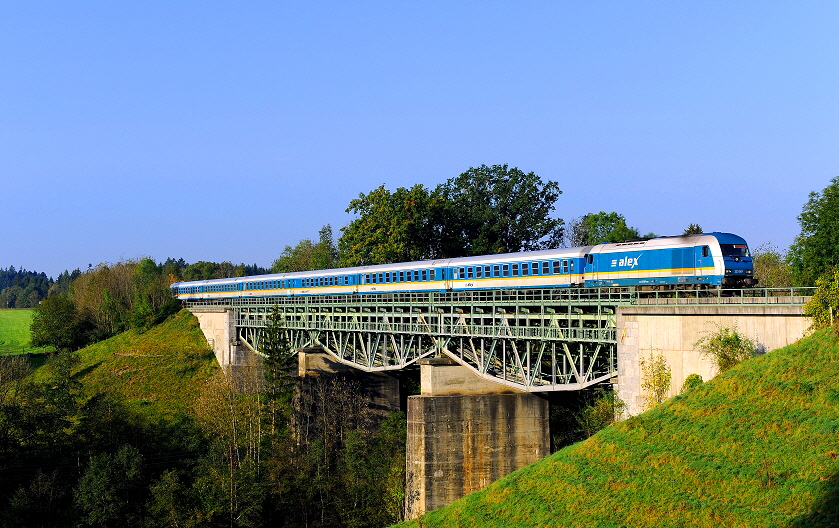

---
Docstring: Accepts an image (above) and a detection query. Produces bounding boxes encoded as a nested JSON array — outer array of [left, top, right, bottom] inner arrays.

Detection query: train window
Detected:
[[542, 262, 550, 274], [533, 262, 540, 275], [563, 260, 569, 274], [467, 267, 474, 279], [702, 246, 710, 258], [502, 264, 510, 277], [570, 261, 575, 272], [493, 265, 500, 277], [512, 264, 519, 277], [476, 267, 482, 278], [422, 270, 427, 281], [484, 266, 491, 277], [587, 255, 593, 264], [552, 261, 560, 274], [521, 263, 529, 276], [430, 269, 436, 280]]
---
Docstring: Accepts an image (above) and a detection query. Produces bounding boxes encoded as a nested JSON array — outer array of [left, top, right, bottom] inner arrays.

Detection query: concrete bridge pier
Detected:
[[405, 358, 549, 519], [190, 307, 255, 370]]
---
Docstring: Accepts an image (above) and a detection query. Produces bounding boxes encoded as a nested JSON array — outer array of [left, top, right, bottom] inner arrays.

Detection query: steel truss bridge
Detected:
[[185, 287, 812, 392]]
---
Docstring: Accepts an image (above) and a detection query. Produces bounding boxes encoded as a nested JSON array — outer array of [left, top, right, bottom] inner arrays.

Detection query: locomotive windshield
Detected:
[[720, 244, 750, 258]]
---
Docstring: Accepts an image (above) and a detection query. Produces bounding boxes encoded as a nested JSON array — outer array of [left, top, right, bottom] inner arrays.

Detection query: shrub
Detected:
[[577, 389, 626, 437], [680, 373, 704, 394], [640, 351, 671, 410], [695, 325, 756, 373], [803, 268, 839, 330]]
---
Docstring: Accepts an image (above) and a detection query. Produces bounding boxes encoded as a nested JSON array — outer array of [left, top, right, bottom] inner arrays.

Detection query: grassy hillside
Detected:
[[0, 308, 50, 355], [402, 328, 839, 527], [34, 308, 221, 419]]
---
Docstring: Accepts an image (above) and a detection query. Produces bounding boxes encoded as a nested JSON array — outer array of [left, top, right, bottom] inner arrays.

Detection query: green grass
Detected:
[[0, 309, 51, 355], [400, 328, 839, 527], [31, 309, 222, 420]]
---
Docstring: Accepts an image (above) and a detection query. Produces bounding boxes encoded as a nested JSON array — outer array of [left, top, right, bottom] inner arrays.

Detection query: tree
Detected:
[[273, 225, 338, 273], [74, 444, 145, 527], [262, 306, 296, 436], [751, 243, 793, 288], [788, 176, 839, 286], [694, 325, 756, 373], [579, 211, 641, 245], [30, 294, 88, 351], [130, 258, 180, 331], [438, 164, 564, 255], [683, 224, 703, 235], [338, 184, 445, 266]]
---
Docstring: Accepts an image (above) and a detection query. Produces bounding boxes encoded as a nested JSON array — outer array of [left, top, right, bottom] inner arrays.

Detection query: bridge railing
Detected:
[[184, 286, 812, 311], [634, 287, 814, 306]]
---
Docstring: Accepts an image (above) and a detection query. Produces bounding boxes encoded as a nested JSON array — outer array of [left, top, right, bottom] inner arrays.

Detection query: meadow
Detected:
[[0, 308, 50, 355]]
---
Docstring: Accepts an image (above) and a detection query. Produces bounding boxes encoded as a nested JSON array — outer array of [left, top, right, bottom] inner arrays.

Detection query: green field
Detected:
[[0, 309, 50, 355], [400, 328, 839, 527]]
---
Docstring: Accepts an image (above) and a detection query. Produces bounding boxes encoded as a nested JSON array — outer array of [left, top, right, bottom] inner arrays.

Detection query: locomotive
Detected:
[[171, 232, 757, 301]]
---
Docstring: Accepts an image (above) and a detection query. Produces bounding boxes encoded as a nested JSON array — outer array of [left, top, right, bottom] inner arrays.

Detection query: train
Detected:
[[171, 232, 757, 301]]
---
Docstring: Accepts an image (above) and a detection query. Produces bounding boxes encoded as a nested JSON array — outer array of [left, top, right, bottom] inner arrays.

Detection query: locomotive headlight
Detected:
[[746, 270, 752, 274], [725, 269, 732, 273]]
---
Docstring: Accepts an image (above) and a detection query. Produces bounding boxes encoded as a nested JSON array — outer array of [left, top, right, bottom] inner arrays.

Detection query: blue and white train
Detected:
[[171, 232, 757, 301]]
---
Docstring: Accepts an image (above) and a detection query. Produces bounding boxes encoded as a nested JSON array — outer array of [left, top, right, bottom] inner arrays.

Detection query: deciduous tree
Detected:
[[30, 294, 88, 351], [273, 225, 338, 273], [338, 184, 445, 266], [579, 211, 641, 245], [752, 243, 792, 288], [438, 164, 564, 255], [789, 176, 839, 286]]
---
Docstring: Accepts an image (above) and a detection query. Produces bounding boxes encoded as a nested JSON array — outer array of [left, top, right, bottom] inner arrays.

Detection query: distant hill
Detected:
[[401, 328, 839, 527]]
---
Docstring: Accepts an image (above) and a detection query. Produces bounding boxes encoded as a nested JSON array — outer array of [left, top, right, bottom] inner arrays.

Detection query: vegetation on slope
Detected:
[[47, 308, 218, 419], [402, 328, 839, 527]]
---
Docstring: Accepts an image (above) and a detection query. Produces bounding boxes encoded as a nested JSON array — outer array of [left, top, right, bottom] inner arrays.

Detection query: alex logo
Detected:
[[611, 255, 641, 268]]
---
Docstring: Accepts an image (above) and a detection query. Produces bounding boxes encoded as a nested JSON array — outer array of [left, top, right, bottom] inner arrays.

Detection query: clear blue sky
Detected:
[[2, 2, 837, 279]]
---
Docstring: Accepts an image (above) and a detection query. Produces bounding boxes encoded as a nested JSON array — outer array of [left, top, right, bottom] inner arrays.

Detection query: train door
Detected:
[[694, 246, 706, 278], [585, 254, 596, 284], [444, 267, 453, 291], [679, 247, 695, 283]]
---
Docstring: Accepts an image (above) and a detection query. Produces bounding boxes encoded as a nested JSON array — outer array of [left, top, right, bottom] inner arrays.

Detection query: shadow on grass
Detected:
[[73, 362, 103, 379], [788, 468, 839, 527]]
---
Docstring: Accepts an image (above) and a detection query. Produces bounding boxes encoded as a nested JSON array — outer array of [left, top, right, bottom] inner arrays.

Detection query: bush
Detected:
[[577, 389, 626, 437], [680, 374, 704, 394], [640, 351, 671, 410], [695, 325, 756, 373], [804, 268, 839, 330]]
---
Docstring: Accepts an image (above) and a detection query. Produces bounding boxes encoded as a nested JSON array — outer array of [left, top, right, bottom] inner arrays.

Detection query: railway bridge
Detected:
[[185, 287, 811, 518]]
